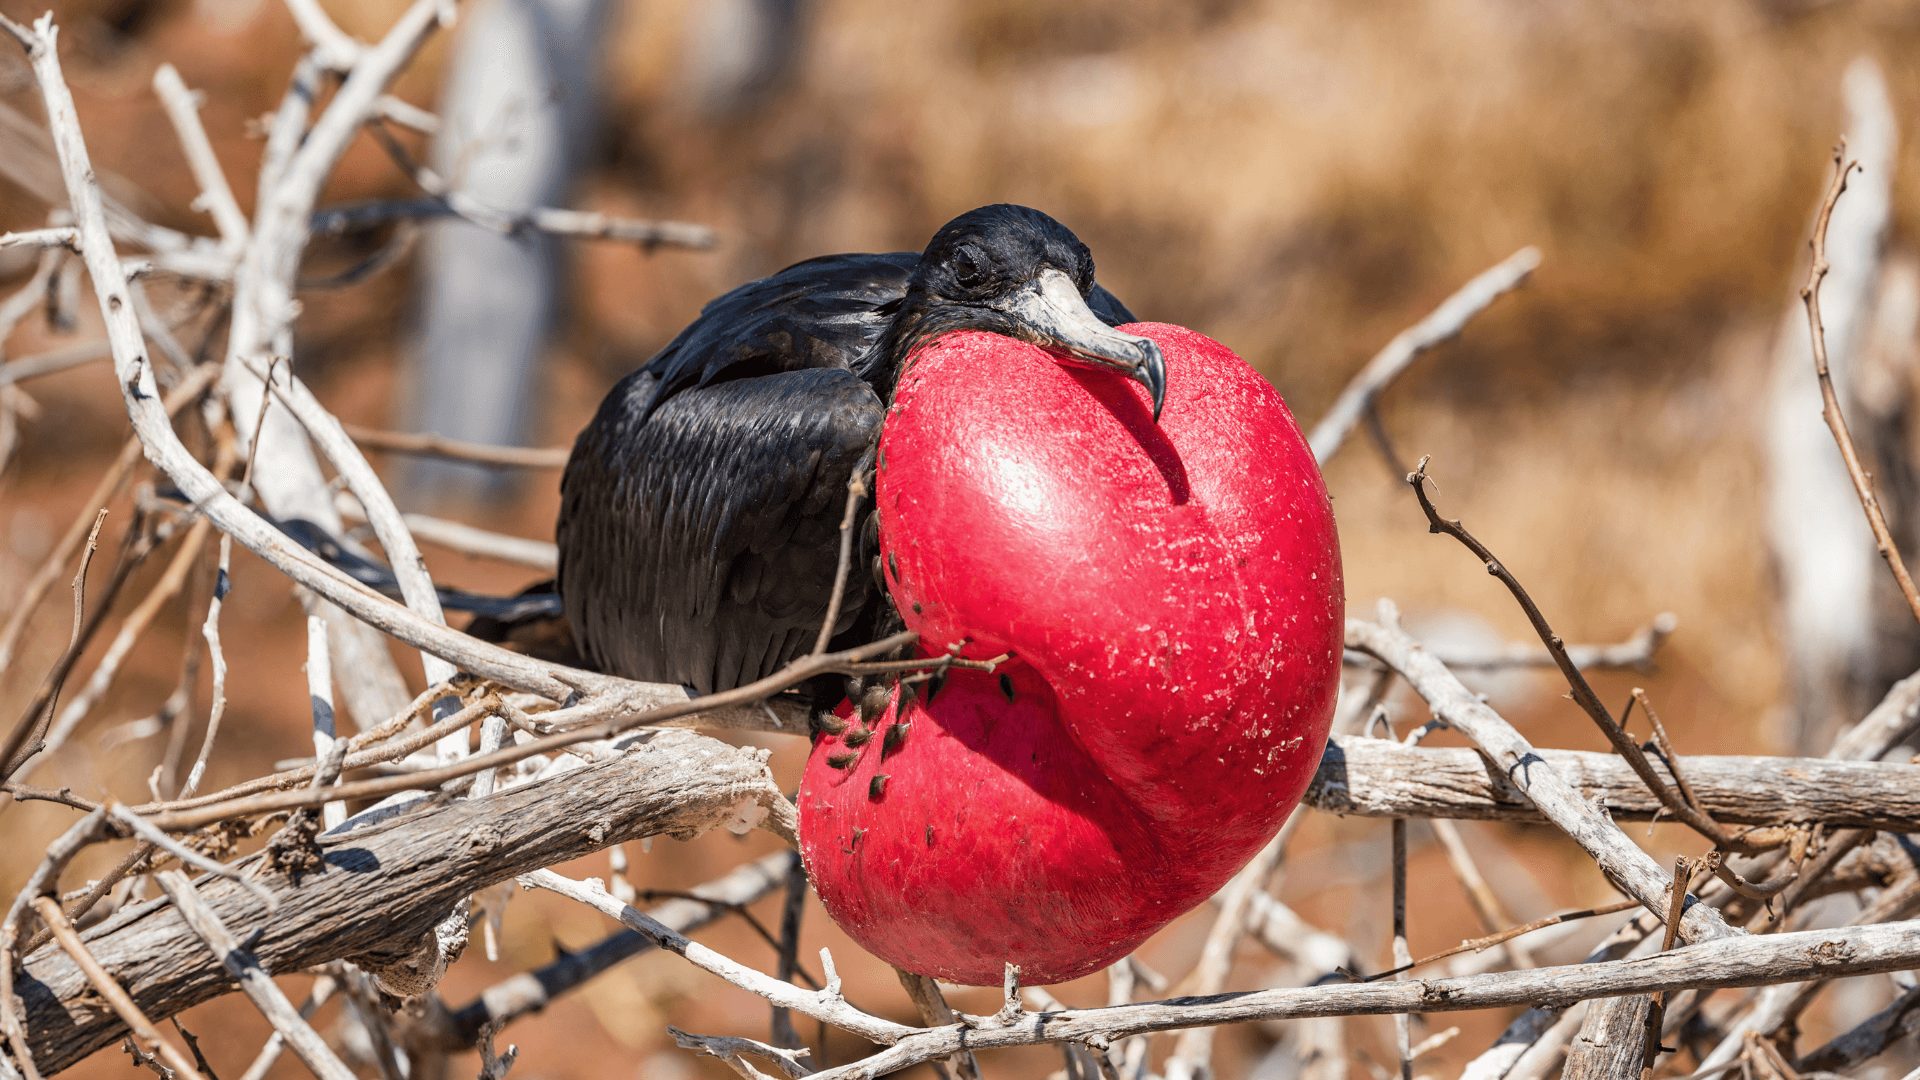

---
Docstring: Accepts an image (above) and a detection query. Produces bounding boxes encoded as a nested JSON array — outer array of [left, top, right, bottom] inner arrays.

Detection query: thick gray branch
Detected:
[[1306, 735, 1920, 831]]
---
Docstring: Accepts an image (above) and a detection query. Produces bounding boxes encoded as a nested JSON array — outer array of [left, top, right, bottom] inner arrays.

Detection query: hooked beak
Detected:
[[996, 267, 1167, 420]]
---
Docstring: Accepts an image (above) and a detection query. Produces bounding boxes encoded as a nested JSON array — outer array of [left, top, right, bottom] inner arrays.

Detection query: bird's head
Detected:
[[903, 204, 1167, 419]]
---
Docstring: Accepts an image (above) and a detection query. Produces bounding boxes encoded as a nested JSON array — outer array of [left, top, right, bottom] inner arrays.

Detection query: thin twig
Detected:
[[0, 361, 220, 681], [814, 475, 867, 656], [0, 226, 77, 250], [772, 852, 807, 1050], [790, 920, 1920, 1079], [151, 65, 249, 255], [0, 338, 110, 386], [1431, 819, 1534, 968], [1641, 857, 1694, 1080], [30, 897, 206, 1080], [522, 870, 914, 1044], [152, 872, 354, 1080], [18, 840, 154, 957], [33, 515, 216, 774], [0, 508, 107, 783], [142, 631, 911, 832], [1800, 142, 1920, 627], [1309, 246, 1541, 463], [1405, 458, 1740, 851], [1362, 899, 1641, 981], [1393, 817, 1413, 1080], [183, 531, 231, 800], [235, 975, 336, 1080], [340, 422, 569, 469], [309, 196, 718, 249]]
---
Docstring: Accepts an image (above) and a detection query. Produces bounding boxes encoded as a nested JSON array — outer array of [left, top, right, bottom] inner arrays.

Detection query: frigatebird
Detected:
[[554, 204, 1165, 695]]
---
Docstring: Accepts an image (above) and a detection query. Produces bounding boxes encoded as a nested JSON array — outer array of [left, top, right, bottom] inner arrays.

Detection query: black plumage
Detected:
[[556, 205, 1158, 695]]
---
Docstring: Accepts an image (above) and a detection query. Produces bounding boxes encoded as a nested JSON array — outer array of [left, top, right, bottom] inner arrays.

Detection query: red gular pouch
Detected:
[[797, 323, 1343, 986]]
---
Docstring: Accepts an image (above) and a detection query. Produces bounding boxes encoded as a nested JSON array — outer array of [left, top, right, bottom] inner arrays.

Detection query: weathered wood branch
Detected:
[[802, 921, 1920, 1079], [1305, 735, 1920, 830], [16, 730, 786, 1073]]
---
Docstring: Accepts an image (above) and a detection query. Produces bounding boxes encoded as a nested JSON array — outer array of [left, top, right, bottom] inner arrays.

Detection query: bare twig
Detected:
[[389, 512, 556, 571], [0, 226, 76, 250], [445, 850, 794, 1046], [0, 337, 109, 385], [235, 975, 336, 1080], [895, 971, 982, 1080], [1640, 857, 1693, 1080], [141, 630, 907, 832], [0, 362, 219, 681], [792, 920, 1920, 1080], [1800, 142, 1920, 627], [182, 530, 231, 800], [280, 0, 364, 68], [1432, 819, 1533, 967], [104, 803, 277, 907], [29, 515, 216, 778], [1352, 612, 1676, 672], [340, 422, 570, 468], [20, 728, 786, 1069], [772, 852, 807, 1050], [1309, 246, 1541, 462], [1303, 734, 1920, 831], [1365, 899, 1641, 982], [310, 197, 718, 249], [0, 508, 106, 783], [31, 897, 206, 1080], [816, 475, 867, 655], [19, 840, 154, 958], [152, 872, 354, 1080], [151, 65, 249, 255], [670, 1027, 813, 1079], [1166, 823, 1292, 1079], [1795, 983, 1920, 1073], [1393, 817, 1413, 1080]]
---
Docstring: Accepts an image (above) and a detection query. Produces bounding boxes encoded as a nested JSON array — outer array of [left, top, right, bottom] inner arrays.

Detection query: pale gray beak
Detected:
[[996, 267, 1166, 420]]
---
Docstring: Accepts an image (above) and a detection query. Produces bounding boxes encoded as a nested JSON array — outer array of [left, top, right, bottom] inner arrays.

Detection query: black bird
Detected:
[[555, 204, 1164, 696]]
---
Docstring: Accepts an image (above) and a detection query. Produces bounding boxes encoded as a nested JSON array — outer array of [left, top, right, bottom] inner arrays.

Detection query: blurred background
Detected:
[[6, 0, 1920, 1077]]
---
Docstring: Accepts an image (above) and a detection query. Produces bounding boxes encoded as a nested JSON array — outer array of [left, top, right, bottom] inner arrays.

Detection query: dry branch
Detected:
[[1801, 143, 1920, 627], [30, 897, 207, 1080], [800, 921, 1920, 1079], [340, 422, 570, 469], [1303, 735, 1920, 830], [152, 871, 355, 1080], [1308, 246, 1541, 463], [311, 198, 717, 249], [17, 728, 787, 1071]]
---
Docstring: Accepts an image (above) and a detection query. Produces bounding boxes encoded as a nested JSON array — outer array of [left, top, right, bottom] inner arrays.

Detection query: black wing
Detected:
[[638, 249, 1138, 420], [639, 251, 919, 422], [557, 366, 884, 693]]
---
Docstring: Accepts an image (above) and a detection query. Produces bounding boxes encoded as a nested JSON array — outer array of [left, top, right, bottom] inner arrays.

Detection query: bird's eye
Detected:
[[953, 247, 984, 287]]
